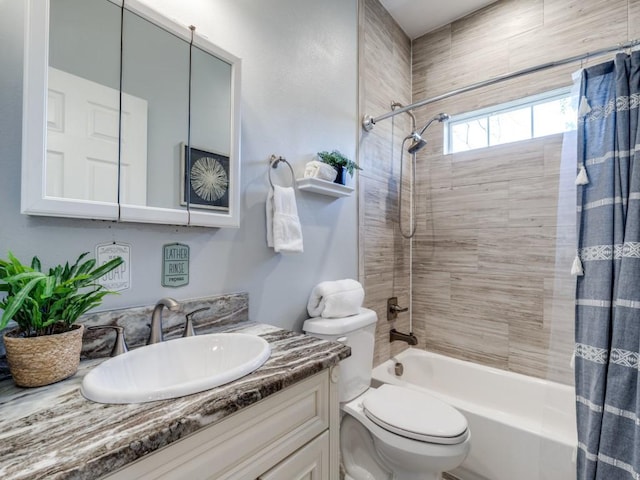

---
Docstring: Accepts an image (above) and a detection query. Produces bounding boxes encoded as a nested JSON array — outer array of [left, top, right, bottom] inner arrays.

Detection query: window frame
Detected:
[[444, 86, 574, 154]]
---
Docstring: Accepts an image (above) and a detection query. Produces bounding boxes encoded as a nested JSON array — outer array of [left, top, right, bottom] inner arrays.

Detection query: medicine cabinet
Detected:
[[21, 0, 241, 227]]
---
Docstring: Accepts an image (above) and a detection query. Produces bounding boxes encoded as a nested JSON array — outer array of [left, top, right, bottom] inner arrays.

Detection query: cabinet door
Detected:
[[102, 371, 330, 480], [259, 432, 329, 480]]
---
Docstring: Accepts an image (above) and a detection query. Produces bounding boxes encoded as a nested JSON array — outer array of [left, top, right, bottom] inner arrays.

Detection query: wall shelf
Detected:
[[296, 178, 353, 198]]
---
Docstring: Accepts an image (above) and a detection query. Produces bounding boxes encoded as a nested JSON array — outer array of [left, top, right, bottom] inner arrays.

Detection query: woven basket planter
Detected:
[[4, 324, 84, 387]]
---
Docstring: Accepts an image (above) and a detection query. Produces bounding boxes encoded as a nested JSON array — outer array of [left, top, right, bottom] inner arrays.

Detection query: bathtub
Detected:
[[371, 349, 577, 480]]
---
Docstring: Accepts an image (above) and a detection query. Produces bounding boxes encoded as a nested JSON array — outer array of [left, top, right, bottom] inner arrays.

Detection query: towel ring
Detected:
[[269, 155, 295, 189]]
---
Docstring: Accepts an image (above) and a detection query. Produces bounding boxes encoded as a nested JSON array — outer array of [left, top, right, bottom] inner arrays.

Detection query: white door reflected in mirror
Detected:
[[46, 67, 147, 204]]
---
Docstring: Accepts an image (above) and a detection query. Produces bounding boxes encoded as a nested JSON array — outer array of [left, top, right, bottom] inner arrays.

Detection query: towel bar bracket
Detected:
[[268, 154, 296, 189]]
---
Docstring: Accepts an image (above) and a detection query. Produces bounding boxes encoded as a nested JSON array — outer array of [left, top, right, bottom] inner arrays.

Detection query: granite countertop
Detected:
[[0, 321, 350, 480]]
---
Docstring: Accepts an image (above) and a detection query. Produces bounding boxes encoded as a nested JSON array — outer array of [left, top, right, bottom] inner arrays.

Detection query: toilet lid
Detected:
[[362, 384, 468, 445]]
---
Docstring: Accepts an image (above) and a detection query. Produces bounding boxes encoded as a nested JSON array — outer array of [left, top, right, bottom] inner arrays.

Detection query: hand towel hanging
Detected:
[[266, 185, 303, 254]]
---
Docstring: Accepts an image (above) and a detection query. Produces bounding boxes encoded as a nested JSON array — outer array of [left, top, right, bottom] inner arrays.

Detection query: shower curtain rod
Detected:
[[362, 38, 640, 132]]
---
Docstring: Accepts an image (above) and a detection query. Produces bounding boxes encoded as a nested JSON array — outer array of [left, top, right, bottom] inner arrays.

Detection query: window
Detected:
[[445, 88, 577, 154]]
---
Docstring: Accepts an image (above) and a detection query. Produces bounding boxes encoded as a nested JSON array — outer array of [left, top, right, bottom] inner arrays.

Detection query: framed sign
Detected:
[[180, 144, 230, 211], [162, 243, 189, 287], [96, 242, 131, 291]]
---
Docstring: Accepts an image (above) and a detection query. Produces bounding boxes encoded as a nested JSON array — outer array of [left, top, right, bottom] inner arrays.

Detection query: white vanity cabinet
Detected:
[[259, 431, 329, 480], [102, 369, 339, 480]]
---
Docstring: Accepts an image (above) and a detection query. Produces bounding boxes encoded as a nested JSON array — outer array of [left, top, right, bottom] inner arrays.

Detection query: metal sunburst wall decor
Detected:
[[181, 145, 230, 211], [191, 156, 228, 201]]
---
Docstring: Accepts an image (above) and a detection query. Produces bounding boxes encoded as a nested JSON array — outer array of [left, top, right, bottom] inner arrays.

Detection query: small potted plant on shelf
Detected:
[[317, 150, 362, 185], [0, 251, 124, 387]]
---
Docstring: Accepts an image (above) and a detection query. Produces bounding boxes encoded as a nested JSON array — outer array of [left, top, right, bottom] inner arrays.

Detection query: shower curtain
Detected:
[[575, 51, 640, 480]]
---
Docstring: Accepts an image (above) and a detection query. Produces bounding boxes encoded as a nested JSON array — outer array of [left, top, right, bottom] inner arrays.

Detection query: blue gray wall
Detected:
[[0, 0, 359, 331]]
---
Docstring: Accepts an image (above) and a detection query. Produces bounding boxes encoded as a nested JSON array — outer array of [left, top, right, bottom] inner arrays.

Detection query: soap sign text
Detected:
[[96, 243, 131, 291]]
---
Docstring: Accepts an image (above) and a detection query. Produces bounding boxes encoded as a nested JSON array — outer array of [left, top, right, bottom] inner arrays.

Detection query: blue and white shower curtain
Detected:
[[575, 51, 640, 480]]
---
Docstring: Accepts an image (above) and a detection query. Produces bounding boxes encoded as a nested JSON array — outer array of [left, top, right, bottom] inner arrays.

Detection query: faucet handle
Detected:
[[183, 307, 210, 337], [88, 325, 129, 356], [387, 297, 409, 321]]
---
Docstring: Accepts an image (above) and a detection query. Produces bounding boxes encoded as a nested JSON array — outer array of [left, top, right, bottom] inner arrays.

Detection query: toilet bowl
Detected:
[[303, 309, 470, 480], [342, 384, 470, 480]]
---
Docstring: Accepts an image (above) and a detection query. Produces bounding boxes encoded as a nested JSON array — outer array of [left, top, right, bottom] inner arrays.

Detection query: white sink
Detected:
[[81, 333, 271, 404]]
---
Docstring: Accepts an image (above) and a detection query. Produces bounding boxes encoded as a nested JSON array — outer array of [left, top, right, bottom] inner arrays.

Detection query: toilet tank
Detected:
[[303, 308, 377, 402]]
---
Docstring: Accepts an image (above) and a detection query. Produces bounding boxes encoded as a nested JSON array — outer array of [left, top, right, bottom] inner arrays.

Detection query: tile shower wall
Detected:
[[410, 0, 639, 384], [358, 0, 413, 366]]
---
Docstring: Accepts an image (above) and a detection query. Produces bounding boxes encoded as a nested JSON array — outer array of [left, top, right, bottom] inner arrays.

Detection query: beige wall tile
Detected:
[[404, 0, 638, 386], [414, 229, 480, 274], [360, 0, 412, 365], [509, 0, 628, 71], [423, 309, 510, 369], [451, 139, 546, 187], [630, 0, 640, 39], [427, 181, 510, 231], [362, 0, 634, 385]]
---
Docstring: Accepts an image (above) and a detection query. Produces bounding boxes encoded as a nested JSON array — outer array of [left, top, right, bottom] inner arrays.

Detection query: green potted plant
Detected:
[[317, 150, 362, 185], [0, 251, 124, 387]]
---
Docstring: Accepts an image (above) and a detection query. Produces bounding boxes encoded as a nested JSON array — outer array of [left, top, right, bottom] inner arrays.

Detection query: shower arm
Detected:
[[416, 116, 439, 136]]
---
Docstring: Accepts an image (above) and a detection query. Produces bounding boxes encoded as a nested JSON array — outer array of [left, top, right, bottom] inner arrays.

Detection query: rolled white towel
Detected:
[[303, 160, 337, 182], [307, 279, 364, 318]]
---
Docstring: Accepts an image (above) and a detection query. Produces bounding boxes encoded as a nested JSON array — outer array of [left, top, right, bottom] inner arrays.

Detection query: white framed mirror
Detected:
[[21, 0, 242, 228]]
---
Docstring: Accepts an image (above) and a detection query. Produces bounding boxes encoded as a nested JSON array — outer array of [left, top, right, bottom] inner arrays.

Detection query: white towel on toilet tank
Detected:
[[307, 279, 364, 318], [266, 185, 303, 254]]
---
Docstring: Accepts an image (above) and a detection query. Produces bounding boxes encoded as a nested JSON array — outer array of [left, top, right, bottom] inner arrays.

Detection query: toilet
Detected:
[[303, 308, 470, 480]]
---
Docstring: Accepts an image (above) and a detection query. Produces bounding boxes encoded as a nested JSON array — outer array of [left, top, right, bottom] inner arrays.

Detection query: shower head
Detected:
[[405, 112, 449, 154], [407, 133, 427, 154]]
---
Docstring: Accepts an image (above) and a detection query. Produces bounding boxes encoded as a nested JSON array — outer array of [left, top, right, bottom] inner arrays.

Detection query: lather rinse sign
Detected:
[[162, 243, 189, 287]]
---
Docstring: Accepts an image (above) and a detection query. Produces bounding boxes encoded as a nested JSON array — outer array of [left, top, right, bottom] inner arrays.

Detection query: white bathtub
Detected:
[[371, 349, 577, 480]]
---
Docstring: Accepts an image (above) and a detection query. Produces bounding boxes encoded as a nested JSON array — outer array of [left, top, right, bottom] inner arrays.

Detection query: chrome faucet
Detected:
[[147, 297, 181, 345]]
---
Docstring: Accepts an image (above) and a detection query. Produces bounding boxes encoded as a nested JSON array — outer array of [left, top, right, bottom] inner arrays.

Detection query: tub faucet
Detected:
[[148, 297, 181, 345], [389, 328, 418, 346]]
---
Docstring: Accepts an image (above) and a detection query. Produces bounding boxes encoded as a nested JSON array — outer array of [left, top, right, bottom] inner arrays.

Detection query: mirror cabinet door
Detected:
[[22, 0, 241, 227], [187, 45, 238, 227], [22, 0, 122, 219], [119, 7, 190, 225], [186, 37, 241, 227], [48, 0, 122, 206]]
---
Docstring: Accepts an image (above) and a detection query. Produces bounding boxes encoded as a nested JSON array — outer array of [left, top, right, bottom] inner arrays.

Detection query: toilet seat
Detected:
[[362, 384, 468, 445], [341, 387, 471, 476]]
